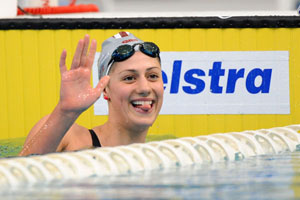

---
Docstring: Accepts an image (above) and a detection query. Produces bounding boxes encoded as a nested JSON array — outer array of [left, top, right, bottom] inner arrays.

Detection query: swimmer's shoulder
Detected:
[[58, 123, 93, 152], [25, 114, 94, 152]]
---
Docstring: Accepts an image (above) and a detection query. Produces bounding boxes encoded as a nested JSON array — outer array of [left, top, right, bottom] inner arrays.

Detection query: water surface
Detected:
[[1, 151, 299, 200]]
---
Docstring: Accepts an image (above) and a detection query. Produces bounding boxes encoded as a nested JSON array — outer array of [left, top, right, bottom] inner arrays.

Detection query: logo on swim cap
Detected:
[[113, 31, 130, 39], [122, 39, 139, 44]]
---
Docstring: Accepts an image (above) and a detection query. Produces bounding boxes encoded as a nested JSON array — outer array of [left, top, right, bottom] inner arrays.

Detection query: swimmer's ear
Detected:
[[103, 87, 107, 95], [103, 87, 110, 100]]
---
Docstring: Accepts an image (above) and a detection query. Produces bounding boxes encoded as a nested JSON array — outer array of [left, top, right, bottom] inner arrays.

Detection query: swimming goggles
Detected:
[[107, 42, 160, 73]]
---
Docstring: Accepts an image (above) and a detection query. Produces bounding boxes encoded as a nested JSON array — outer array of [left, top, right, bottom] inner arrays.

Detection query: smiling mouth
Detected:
[[131, 100, 154, 110]]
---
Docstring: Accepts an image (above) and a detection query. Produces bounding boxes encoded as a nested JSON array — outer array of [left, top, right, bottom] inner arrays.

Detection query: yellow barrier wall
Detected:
[[0, 28, 299, 140]]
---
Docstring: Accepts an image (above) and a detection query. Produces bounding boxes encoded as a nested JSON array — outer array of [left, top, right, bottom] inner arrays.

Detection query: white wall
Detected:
[[0, 0, 17, 18]]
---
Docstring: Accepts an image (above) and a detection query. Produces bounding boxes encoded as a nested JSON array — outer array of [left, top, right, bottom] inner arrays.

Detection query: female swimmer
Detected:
[[19, 31, 163, 156]]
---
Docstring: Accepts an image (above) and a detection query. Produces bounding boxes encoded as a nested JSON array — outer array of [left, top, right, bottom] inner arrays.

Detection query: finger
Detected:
[[85, 39, 97, 69], [70, 39, 84, 70], [59, 49, 67, 74], [95, 76, 110, 95], [79, 34, 90, 67]]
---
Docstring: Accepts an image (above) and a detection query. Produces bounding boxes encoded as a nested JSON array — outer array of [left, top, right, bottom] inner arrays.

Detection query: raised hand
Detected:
[[58, 35, 110, 115]]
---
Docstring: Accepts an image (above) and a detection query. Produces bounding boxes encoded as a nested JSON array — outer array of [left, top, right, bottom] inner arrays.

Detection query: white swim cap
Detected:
[[97, 31, 143, 79]]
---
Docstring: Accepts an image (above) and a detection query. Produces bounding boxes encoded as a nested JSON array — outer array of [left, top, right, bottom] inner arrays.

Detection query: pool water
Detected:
[[1, 138, 300, 199], [0, 137, 24, 158], [0, 134, 178, 158]]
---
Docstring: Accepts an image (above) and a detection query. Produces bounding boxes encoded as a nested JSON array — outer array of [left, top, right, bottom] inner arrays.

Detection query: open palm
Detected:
[[59, 35, 109, 114]]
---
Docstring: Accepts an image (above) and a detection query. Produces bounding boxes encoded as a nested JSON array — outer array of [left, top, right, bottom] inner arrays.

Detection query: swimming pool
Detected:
[[0, 151, 299, 199], [0, 127, 300, 200]]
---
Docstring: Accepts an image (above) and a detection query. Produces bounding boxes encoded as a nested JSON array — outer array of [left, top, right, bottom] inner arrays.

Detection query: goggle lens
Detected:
[[113, 44, 134, 61], [141, 42, 160, 58]]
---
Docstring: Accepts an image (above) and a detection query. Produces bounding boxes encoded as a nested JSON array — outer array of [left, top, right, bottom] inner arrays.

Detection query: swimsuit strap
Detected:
[[89, 129, 101, 147]]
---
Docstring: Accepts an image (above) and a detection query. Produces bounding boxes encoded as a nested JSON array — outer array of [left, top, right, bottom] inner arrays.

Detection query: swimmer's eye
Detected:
[[123, 76, 136, 82], [148, 73, 160, 81]]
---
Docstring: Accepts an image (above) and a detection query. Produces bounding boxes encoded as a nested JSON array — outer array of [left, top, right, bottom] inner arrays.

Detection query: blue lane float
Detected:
[[0, 124, 299, 187]]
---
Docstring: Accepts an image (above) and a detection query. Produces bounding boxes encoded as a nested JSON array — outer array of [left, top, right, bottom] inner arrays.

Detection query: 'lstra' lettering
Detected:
[[162, 61, 272, 94]]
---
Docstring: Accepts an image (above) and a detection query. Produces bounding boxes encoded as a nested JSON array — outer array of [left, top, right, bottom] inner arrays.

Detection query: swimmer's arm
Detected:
[[18, 104, 79, 156], [19, 35, 109, 156]]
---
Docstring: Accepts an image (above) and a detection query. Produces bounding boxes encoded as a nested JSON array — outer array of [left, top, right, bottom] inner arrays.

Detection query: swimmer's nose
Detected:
[[136, 77, 151, 97]]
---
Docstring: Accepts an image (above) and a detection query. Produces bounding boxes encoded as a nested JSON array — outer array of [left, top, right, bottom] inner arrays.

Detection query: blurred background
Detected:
[[1, 0, 300, 144], [74, 0, 300, 12]]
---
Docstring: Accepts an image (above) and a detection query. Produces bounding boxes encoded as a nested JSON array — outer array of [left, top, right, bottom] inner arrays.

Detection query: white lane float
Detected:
[[0, 124, 299, 187]]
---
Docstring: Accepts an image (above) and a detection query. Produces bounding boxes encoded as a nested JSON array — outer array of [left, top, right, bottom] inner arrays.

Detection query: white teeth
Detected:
[[132, 101, 153, 106]]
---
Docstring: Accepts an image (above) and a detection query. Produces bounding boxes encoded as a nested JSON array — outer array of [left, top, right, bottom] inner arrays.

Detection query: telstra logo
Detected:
[[162, 61, 272, 94]]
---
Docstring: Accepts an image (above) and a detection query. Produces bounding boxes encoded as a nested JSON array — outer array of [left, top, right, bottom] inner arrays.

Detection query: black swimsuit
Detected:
[[89, 129, 101, 147]]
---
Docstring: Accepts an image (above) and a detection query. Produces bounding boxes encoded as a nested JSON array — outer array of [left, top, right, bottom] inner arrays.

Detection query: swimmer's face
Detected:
[[105, 51, 163, 129]]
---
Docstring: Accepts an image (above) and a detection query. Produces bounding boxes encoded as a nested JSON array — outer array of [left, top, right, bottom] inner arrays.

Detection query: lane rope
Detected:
[[0, 124, 299, 187]]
